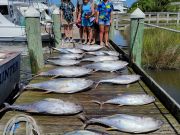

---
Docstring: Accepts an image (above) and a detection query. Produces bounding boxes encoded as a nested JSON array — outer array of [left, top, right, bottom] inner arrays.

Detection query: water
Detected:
[[146, 70, 180, 104], [113, 30, 180, 105]]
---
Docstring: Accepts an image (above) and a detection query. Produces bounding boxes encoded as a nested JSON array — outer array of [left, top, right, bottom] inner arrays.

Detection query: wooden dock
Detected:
[[0, 41, 179, 135]]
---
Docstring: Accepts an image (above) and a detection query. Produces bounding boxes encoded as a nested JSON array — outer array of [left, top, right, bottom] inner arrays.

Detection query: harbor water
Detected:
[[113, 30, 180, 105]]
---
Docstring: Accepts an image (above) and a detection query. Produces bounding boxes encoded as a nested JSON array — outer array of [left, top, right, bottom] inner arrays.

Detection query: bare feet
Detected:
[[87, 42, 91, 45], [100, 42, 104, 46], [82, 40, 87, 45], [91, 40, 95, 45]]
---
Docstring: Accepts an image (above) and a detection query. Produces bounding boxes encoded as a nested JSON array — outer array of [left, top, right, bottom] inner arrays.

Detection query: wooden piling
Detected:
[[130, 8, 145, 67], [52, 7, 61, 48], [109, 13, 115, 41], [25, 6, 44, 74]]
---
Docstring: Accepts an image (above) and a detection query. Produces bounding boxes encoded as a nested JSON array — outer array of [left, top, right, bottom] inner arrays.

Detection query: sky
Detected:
[[48, 0, 137, 7]]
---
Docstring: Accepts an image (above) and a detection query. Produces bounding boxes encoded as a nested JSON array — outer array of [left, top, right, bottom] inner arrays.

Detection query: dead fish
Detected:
[[1, 98, 83, 115], [87, 51, 120, 56], [83, 61, 128, 72], [49, 54, 84, 60], [47, 59, 80, 66], [64, 130, 109, 135], [26, 78, 94, 93], [84, 114, 163, 133], [39, 67, 93, 77], [93, 94, 155, 108], [81, 56, 119, 62], [52, 47, 84, 54], [95, 75, 140, 88], [76, 45, 103, 51]]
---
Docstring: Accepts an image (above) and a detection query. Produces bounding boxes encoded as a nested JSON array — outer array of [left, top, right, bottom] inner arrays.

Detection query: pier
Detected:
[[0, 7, 180, 135]]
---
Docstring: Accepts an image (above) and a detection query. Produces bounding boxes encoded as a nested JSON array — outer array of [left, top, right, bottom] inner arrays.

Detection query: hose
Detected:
[[3, 114, 40, 135]]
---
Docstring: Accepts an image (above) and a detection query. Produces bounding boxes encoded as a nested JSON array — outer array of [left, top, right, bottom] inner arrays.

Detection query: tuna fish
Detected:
[[81, 56, 119, 62], [64, 130, 109, 135], [26, 78, 94, 93], [95, 75, 140, 88], [49, 54, 84, 60], [47, 59, 80, 66], [38, 67, 93, 77], [93, 94, 155, 108], [76, 45, 103, 51], [0, 98, 83, 115], [87, 51, 120, 57], [52, 47, 84, 54], [83, 61, 128, 72], [84, 114, 163, 133]]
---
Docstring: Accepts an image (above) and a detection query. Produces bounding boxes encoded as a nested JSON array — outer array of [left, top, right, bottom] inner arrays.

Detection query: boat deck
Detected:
[[0, 42, 179, 135]]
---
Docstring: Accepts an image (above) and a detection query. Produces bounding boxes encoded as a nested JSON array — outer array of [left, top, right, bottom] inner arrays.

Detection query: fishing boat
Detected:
[[0, 52, 21, 106], [0, 0, 52, 42], [112, 0, 127, 13]]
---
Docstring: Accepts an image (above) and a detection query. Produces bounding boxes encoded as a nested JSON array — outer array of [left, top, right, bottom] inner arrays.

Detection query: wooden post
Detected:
[[109, 13, 115, 41], [156, 13, 159, 25], [177, 12, 180, 25], [166, 13, 169, 24], [25, 6, 44, 74], [115, 13, 119, 30], [148, 14, 151, 24], [52, 7, 61, 48], [130, 8, 145, 67]]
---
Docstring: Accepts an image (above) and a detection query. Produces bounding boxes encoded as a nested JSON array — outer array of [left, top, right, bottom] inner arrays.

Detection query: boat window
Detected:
[[0, 6, 8, 15]]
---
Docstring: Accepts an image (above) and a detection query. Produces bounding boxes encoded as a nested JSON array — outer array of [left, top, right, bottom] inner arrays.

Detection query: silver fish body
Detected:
[[53, 47, 84, 54], [87, 51, 119, 56], [47, 59, 80, 66], [84, 61, 128, 72], [76, 45, 103, 51], [26, 78, 94, 93], [5, 98, 83, 115], [98, 75, 140, 85], [49, 54, 84, 60], [104, 94, 155, 106], [86, 114, 163, 133], [39, 67, 93, 77], [81, 56, 119, 62], [64, 130, 109, 135]]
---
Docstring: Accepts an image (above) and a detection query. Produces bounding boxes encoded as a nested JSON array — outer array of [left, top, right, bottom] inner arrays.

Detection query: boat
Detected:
[[0, 52, 21, 106], [0, 0, 52, 42], [111, 0, 127, 13]]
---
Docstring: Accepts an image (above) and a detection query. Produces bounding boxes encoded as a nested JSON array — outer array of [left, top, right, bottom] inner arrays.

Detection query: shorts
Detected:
[[81, 18, 93, 27], [99, 19, 110, 26], [61, 18, 73, 25]]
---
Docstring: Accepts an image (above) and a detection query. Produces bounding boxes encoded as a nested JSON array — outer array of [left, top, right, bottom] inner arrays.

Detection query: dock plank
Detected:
[[0, 41, 179, 135]]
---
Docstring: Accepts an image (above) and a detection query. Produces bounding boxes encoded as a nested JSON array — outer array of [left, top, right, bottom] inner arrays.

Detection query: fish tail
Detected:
[[91, 100, 104, 109], [0, 103, 10, 112]]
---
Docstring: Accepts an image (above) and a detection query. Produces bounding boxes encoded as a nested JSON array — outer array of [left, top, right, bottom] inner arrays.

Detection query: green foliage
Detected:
[[128, 0, 180, 12], [142, 27, 180, 69]]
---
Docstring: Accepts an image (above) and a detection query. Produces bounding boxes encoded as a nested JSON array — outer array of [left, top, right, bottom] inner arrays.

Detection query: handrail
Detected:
[[139, 22, 180, 33]]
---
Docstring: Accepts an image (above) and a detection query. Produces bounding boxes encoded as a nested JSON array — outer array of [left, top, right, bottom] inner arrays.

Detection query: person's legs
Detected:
[[79, 27, 83, 43], [91, 25, 96, 44], [87, 27, 92, 45], [104, 25, 110, 46], [69, 23, 75, 42], [64, 24, 69, 42], [83, 27, 88, 44], [99, 24, 104, 46]]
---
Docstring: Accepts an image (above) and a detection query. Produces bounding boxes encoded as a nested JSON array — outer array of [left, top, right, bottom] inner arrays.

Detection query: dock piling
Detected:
[[130, 8, 145, 67], [109, 13, 115, 41], [25, 6, 44, 74], [52, 7, 61, 48]]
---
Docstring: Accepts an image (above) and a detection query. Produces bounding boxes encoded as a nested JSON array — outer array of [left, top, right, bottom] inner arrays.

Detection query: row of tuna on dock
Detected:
[[0, 45, 163, 134]]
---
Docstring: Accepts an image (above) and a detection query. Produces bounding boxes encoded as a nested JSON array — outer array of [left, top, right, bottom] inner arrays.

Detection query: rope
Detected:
[[127, 67, 179, 134], [139, 22, 180, 33], [3, 114, 40, 135]]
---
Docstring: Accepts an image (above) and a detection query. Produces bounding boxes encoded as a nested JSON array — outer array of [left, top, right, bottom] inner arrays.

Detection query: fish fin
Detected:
[[106, 127, 117, 131], [94, 82, 101, 89], [90, 100, 104, 109], [50, 76, 59, 79], [26, 109, 38, 113], [77, 114, 88, 123], [118, 104, 123, 107], [0, 103, 10, 112], [43, 91, 52, 94]]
